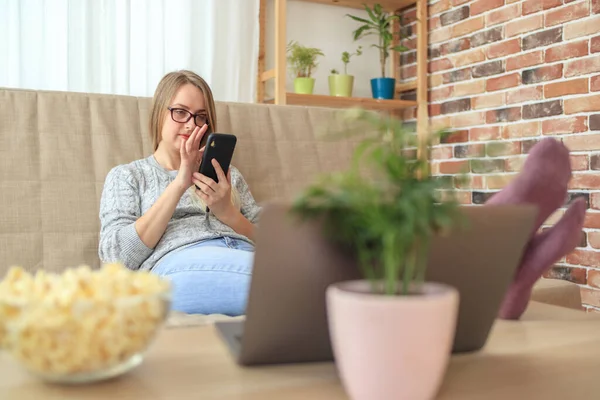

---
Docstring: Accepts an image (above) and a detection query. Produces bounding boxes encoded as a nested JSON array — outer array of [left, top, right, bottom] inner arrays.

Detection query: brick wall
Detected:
[[399, 0, 600, 311]]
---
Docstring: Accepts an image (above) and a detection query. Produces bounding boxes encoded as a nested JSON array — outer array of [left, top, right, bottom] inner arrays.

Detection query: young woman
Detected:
[[98, 70, 261, 316]]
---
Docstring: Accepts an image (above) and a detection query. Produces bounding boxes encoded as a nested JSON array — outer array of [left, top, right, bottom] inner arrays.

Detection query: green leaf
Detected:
[[346, 14, 376, 26], [353, 24, 372, 41]]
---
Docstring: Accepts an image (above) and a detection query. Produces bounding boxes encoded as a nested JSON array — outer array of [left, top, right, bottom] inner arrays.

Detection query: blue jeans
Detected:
[[152, 237, 254, 316]]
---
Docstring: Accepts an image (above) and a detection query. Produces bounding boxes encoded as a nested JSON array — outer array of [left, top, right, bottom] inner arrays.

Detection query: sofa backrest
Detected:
[[0, 88, 358, 274]]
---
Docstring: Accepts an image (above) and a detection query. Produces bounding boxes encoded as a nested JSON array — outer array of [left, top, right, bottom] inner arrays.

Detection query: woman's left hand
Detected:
[[192, 159, 237, 221]]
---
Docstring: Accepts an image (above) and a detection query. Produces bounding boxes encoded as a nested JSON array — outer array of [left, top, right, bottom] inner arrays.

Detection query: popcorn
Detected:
[[0, 263, 171, 377]]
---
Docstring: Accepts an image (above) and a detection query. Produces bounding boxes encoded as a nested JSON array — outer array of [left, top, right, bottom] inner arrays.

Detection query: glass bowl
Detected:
[[0, 264, 172, 384]]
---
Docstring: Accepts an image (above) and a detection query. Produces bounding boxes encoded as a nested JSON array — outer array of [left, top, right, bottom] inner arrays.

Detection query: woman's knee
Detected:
[[166, 270, 252, 316]]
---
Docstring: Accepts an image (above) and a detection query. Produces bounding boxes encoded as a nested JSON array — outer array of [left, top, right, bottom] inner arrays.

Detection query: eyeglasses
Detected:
[[167, 107, 209, 127]]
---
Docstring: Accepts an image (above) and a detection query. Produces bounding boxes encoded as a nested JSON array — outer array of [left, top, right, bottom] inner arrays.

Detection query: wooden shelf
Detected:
[[300, 0, 418, 11], [266, 93, 417, 111], [257, 0, 429, 157]]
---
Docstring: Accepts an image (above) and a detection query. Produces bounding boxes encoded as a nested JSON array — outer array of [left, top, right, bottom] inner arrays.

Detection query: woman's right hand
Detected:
[[175, 124, 208, 192]]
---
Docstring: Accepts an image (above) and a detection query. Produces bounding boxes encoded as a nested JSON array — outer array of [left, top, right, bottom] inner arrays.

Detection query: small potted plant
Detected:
[[347, 4, 408, 99], [286, 40, 324, 95], [329, 46, 363, 97], [291, 109, 461, 400]]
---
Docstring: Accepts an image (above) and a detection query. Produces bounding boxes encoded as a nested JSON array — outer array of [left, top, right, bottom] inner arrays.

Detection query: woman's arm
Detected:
[[218, 210, 256, 242], [135, 180, 187, 249], [99, 166, 155, 270]]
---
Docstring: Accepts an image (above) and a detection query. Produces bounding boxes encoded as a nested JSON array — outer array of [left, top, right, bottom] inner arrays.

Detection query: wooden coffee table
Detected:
[[1, 302, 598, 399]]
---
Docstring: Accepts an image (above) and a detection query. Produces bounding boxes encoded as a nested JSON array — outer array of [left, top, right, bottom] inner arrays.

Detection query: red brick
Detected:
[[430, 86, 454, 102], [470, 126, 502, 141], [523, 27, 563, 51], [442, 130, 469, 143], [503, 121, 541, 138], [591, 233, 600, 250], [430, 27, 452, 44], [471, 92, 506, 110], [439, 160, 469, 174], [451, 49, 486, 68], [585, 212, 600, 229], [581, 287, 600, 307], [486, 107, 522, 123], [570, 154, 590, 171], [506, 86, 543, 104], [454, 143, 486, 158], [563, 134, 600, 151], [471, 0, 504, 15], [486, 4, 521, 27], [453, 80, 486, 97], [430, 74, 445, 88], [432, 146, 453, 160], [593, 75, 600, 91], [429, 103, 442, 117], [505, 156, 527, 172], [488, 141, 522, 156], [565, 95, 600, 114], [441, 38, 471, 55], [544, 265, 588, 284], [429, 16, 442, 31], [542, 116, 588, 134], [487, 73, 520, 92], [453, 111, 486, 128], [487, 39, 521, 59], [593, 36, 600, 53], [486, 174, 517, 190], [565, 56, 600, 77], [506, 51, 544, 71], [587, 271, 600, 289], [454, 175, 485, 189], [590, 192, 600, 209], [428, 58, 454, 73], [544, 78, 589, 98], [564, 15, 600, 40], [592, 193, 600, 209], [506, 15, 543, 37], [430, 0, 451, 15], [545, 40, 589, 63], [570, 174, 600, 190], [568, 249, 600, 266], [522, 64, 563, 84], [452, 17, 485, 38], [545, 1, 590, 27], [451, 0, 470, 5], [401, 9, 417, 24], [523, 0, 562, 15], [594, 0, 600, 13]]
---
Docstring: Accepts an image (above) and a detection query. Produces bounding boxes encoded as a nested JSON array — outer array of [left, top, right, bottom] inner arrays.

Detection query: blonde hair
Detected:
[[150, 70, 240, 210]]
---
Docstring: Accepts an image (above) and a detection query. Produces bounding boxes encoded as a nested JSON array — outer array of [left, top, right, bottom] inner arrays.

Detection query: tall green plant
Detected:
[[286, 41, 325, 78], [347, 4, 409, 78], [291, 109, 461, 296]]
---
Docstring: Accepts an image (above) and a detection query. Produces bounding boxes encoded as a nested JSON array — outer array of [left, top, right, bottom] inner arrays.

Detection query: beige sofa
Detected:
[[0, 87, 581, 311]]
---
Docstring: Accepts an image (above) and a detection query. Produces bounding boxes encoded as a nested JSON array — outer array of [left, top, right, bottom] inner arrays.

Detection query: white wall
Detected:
[[265, 0, 383, 99]]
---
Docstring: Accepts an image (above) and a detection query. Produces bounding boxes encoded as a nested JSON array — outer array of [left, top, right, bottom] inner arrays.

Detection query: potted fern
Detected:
[[329, 46, 363, 97], [347, 4, 408, 99], [291, 109, 461, 400], [287, 40, 324, 95]]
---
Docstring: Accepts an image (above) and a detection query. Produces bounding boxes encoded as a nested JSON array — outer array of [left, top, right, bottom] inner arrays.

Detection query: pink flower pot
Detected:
[[326, 280, 459, 400]]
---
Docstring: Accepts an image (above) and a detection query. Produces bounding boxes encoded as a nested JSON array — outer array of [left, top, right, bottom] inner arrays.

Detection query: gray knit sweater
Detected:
[[98, 155, 261, 271]]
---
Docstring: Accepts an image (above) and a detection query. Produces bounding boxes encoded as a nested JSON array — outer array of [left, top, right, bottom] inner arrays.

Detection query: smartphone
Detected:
[[197, 133, 237, 185]]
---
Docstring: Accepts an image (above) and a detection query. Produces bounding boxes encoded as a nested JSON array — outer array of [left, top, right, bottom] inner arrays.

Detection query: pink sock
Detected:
[[483, 138, 587, 319], [498, 198, 587, 319]]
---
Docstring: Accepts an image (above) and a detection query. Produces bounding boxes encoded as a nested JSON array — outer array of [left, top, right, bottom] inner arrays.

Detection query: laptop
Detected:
[[215, 203, 537, 365]]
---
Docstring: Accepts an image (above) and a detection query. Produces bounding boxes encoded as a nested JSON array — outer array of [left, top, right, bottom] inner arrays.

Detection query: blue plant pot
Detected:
[[370, 77, 396, 100]]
